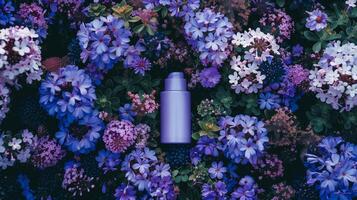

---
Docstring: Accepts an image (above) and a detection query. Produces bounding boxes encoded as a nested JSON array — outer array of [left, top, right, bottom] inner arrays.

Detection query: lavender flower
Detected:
[[77, 15, 132, 70], [118, 103, 137, 122], [149, 175, 176, 199], [196, 136, 219, 157], [184, 8, 233, 67], [306, 9, 328, 31], [231, 176, 258, 200], [201, 181, 227, 200], [39, 65, 96, 121], [114, 183, 137, 200], [208, 161, 227, 179], [199, 67, 221, 88], [62, 162, 95, 197], [17, 3, 48, 40]]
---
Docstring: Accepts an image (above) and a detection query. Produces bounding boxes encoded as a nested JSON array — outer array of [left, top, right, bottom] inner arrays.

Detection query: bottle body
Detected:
[[160, 72, 191, 144]]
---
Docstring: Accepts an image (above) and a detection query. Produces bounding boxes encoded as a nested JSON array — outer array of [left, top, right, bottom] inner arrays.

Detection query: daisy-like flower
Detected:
[[232, 28, 280, 64], [309, 41, 357, 111], [305, 9, 328, 31]]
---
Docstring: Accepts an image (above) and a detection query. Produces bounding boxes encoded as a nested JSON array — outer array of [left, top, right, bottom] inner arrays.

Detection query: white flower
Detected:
[[12, 39, 30, 56], [346, 0, 356, 7], [8, 138, 22, 150]]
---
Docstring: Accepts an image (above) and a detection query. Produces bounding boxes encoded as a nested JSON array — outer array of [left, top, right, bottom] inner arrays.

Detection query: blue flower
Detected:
[[208, 161, 227, 179], [305, 137, 357, 200], [0, 0, 15, 27], [118, 103, 137, 122], [258, 92, 281, 110], [96, 150, 121, 173], [56, 111, 103, 154], [77, 15, 132, 70], [306, 9, 328, 31], [39, 65, 96, 121]]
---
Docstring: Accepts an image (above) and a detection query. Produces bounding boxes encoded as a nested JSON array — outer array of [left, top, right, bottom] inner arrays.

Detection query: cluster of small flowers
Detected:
[[77, 15, 132, 70], [309, 41, 357, 111], [271, 183, 295, 200], [103, 120, 137, 153], [0, 0, 15, 27], [134, 123, 151, 149], [114, 183, 137, 200], [55, 111, 103, 154], [0, 26, 43, 85], [39, 65, 96, 120], [259, 9, 294, 43], [62, 162, 95, 197], [231, 28, 280, 64], [199, 67, 222, 88], [158, 0, 200, 19], [0, 130, 36, 170], [0, 83, 10, 123], [17, 3, 48, 40], [50, 0, 83, 18], [191, 136, 220, 164], [305, 136, 357, 200], [184, 8, 233, 67], [228, 56, 266, 94], [118, 103, 137, 122], [95, 149, 121, 173], [127, 90, 159, 116], [254, 154, 284, 179], [218, 114, 269, 165], [121, 148, 176, 198], [197, 99, 226, 117], [31, 136, 66, 169]]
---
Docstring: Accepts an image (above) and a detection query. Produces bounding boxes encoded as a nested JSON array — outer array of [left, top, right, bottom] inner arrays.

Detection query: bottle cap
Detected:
[[164, 72, 187, 91]]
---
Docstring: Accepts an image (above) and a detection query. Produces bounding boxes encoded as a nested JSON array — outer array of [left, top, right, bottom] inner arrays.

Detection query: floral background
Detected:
[[0, 0, 356, 199]]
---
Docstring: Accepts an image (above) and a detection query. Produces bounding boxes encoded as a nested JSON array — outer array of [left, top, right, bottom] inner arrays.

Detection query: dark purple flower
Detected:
[[199, 67, 221, 88], [114, 183, 137, 200], [196, 136, 219, 157]]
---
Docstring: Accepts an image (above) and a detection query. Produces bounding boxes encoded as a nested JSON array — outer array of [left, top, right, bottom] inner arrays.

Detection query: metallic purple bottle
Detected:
[[160, 72, 191, 144]]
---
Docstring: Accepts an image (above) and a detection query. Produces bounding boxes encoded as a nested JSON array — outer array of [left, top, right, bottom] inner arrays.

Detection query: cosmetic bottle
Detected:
[[160, 72, 191, 144]]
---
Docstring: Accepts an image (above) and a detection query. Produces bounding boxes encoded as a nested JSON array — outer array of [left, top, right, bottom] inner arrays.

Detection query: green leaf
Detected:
[[161, 7, 168, 17], [192, 132, 200, 140], [276, 0, 285, 7], [304, 31, 318, 41], [146, 26, 155, 36], [312, 42, 322, 52], [133, 24, 145, 33]]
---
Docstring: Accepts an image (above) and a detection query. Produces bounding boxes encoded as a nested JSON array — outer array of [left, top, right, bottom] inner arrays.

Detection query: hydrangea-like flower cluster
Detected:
[[228, 56, 266, 94], [201, 181, 227, 199], [231, 176, 258, 200], [31, 136, 66, 169], [309, 41, 357, 111], [0, 83, 10, 124], [0, 26, 42, 85], [218, 114, 269, 165], [0, 130, 36, 170], [56, 112, 103, 154], [78, 15, 132, 70], [17, 3, 48, 40], [0, 0, 15, 27], [39, 65, 96, 120], [271, 183, 295, 200], [305, 137, 357, 200], [254, 154, 284, 179], [114, 183, 137, 200], [121, 148, 173, 196], [62, 162, 95, 197], [96, 150, 121, 173], [199, 67, 221, 88], [134, 123, 151, 149], [127, 90, 159, 116], [184, 8, 233, 67], [259, 9, 294, 43], [103, 120, 137, 153], [232, 28, 280, 64]]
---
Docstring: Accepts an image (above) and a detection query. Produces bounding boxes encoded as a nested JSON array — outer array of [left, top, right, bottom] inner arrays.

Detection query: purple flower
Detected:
[[114, 183, 137, 200], [103, 120, 137, 153], [0, 0, 15, 27], [306, 9, 328, 31], [118, 104, 137, 122], [201, 181, 227, 200], [258, 92, 281, 110], [231, 176, 258, 200], [96, 150, 121, 173], [196, 136, 219, 157], [208, 161, 227, 179], [129, 57, 152, 76], [199, 67, 221, 88], [31, 136, 66, 169], [292, 44, 304, 57], [149, 175, 176, 199]]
